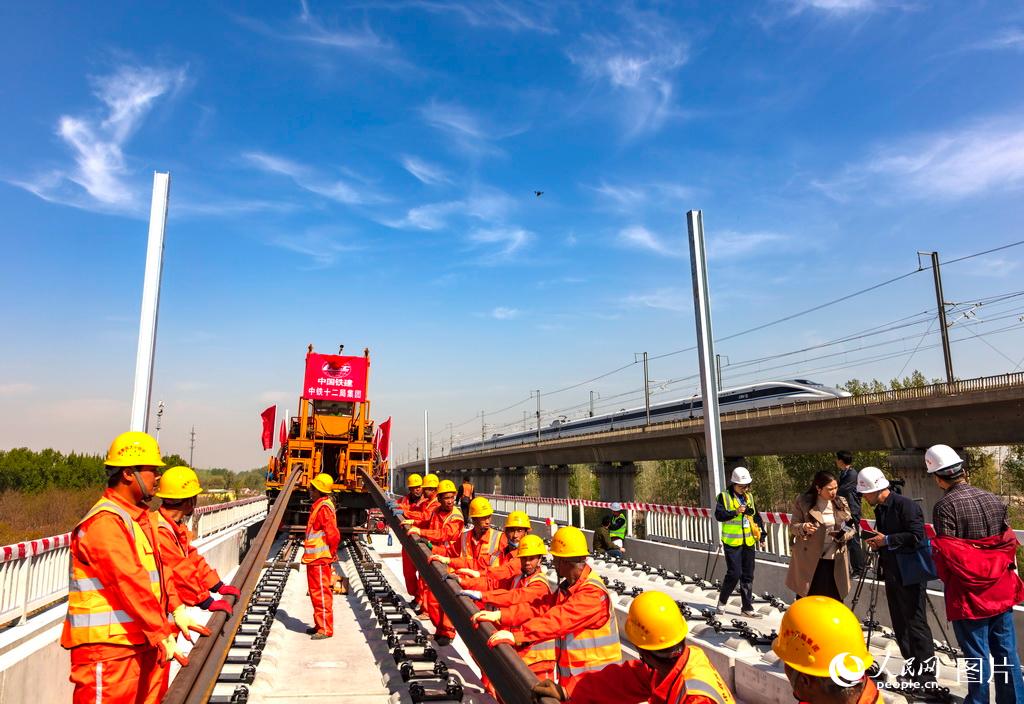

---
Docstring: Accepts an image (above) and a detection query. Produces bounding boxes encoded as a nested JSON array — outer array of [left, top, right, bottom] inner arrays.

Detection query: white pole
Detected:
[[424, 410, 430, 475], [130, 172, 171, 432]]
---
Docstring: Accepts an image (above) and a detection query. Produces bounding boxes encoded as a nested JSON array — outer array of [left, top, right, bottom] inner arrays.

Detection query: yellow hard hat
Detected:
[[549, 526, 589, 558], [505, 511, 531, 529], [155, 466, 203, 500], [310, 473, 334, 494], [625, 591, 688, 651], [437, 479, 457, 495], [772, 596, 873, 680], [469, 497, 493, 518], [516, 533, 548, 558], [105, 431, 165, 468], [422, 474, 440, 488], [407, 473, 423, 488]]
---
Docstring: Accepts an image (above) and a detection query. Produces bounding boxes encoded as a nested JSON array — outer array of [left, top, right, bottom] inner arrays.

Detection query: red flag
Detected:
[[260, 405, 276, 450], [279, 418, 287, 446], [373, 417, 392, 462]]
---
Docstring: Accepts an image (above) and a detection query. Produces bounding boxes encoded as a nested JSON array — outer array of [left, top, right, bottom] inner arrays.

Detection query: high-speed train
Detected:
[[452, 379, 851, 454]]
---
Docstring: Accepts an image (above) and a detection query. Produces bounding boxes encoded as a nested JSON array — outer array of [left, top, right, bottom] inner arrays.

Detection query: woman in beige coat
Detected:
[[785, 471, 858, 600]]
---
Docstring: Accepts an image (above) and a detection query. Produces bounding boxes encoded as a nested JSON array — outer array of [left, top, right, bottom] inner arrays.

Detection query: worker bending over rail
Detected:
[[428, 496, 505, 574], [62, 432, 209, 704], [392, 473, 425, 605], [303, 473, 341, 639], [456, 510, 532, 591], [532, 590, 734, 704], [400, 473, 440, 611], [153, 466, 240, 616]]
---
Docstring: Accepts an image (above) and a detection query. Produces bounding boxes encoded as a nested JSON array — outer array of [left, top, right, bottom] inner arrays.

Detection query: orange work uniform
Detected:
[[457, 534, 522, 591], [397, 492, 426, 599], [61, 489, 180, 704], [450, 526, 506, 572], [415, 505, 464, 640], [797, 678, 882, 704], [501, 565, 621, 690], [488, 571, 557, 681], [303, 496, 340, 636], [154, 508, 222, 608], [566, 644, 735, 704]]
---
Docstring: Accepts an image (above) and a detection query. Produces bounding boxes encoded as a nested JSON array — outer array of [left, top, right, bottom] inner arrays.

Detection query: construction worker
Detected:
[[153, 466, 240, 617], [405, 479, 464, 645], [457, 510, 532, 591], [608, 502, 628, 549], [62, 432, 209, 704], [926, 444, 1024, 704], [714, 466, 765, 618], [532, 590, 734, 704], [304, 472, 341, 639], [772, 595, 881, 703], [472, 526, 621, 691], [458, 475, 475, 519], [429, 496, 505, 573], [394, 473, 425, 608]]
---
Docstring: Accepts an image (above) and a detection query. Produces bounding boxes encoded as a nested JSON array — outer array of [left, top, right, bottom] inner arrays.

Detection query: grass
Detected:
[[0, 487, 104, 545]]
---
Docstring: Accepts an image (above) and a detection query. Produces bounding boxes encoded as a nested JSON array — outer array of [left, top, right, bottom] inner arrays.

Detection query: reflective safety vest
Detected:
[[303, 498, 336, 564], [512, 572, 557, 666], [665, 646, 734, 704], [555, 572, 622, 680], [719, 491, 756, 547], [63, 498, 163, 647], [609, 512, 627, 541], [459, 526, 503, 568]]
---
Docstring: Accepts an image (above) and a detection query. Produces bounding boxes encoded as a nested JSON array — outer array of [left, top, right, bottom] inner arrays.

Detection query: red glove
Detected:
[[217, 584, 241, 598], [207, 599, 232, 615]]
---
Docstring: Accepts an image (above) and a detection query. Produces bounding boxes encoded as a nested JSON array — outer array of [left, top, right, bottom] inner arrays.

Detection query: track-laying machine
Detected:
[[265, 345, 388, 530]]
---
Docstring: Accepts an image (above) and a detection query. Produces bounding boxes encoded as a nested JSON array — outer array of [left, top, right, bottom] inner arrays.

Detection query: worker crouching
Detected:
[[304, 473, 341, 639], [532, 590, 734, 704]]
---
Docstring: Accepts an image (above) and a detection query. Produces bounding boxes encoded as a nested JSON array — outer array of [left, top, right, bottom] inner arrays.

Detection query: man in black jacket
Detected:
[[858, 466, 941, 699], [835, 450, 866, 575]]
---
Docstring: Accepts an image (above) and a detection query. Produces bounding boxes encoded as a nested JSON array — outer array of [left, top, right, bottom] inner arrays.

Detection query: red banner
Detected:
[[279, 418, 287, 446], [373, 417, 392, 462], [260, 405, 276, 450], [303, 354, 368, 402]]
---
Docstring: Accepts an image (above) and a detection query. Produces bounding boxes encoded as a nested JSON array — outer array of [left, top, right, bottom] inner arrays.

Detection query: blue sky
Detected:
[[2, 1, 1024, 471]]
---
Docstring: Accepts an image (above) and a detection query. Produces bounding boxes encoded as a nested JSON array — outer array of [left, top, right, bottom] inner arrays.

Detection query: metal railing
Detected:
[[0, 496, 268, 628]]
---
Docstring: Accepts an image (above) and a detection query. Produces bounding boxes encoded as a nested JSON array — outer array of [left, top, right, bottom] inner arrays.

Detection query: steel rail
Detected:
[[163, 467, 302, 704], [357, 468, 560, 704]]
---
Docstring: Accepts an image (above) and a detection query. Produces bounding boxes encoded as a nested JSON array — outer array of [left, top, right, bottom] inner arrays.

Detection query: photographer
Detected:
[[786, 471, 857, 600]]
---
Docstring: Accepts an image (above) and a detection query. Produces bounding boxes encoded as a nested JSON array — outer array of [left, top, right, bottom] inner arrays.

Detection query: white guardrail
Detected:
[[0, 496, 268, 628], [484, 493, 1024, 563]]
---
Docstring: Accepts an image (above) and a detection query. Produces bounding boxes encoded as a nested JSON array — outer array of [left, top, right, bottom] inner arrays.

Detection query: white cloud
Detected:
[[0, 383, 35, 397], [814, 117, 1024, 201], [382, 189, 514, 230], [270, 228, 361, 268], [969, 29, 1024, 52], [490, 306, 521, 320], [568, 9, 688, 138], [383, 1, 557, 34], [589, 181, 694, 212], [621, 288, 690, 313], [401, 155, 451, 185], [617, 225, 682, 258], [468, 226, 531, 260], [10, 64, 186, 212], [419, 100, 524, 156], [791, 0, 877, 13], [710, 230, 793, 259], [244, 151, 383, 205]]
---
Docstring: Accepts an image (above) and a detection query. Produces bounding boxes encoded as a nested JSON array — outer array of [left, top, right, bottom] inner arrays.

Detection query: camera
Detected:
[[890, 477, 906, 495]]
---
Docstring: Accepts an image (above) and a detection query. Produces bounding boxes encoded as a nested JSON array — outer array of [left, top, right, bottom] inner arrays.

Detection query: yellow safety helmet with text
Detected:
[[310, 473, 335, 494], [407, 473, 423, 488], [469, 496, 494, 518], [625, 591, 688, 651], [549, 526, 589, 558], [155, 466, 203, 500], [437, 479, 457, 495], [505, 511, 531, 529], [772, 596, 872, 680], [422, 474, 440, 489], [516, 534, 548, 558], [105, 431, 165, 468]]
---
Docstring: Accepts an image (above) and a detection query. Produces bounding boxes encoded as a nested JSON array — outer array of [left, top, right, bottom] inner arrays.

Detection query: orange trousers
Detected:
[[307, 562, 334, 636], [402, 550, 420, 600], [419, 576, 456, 640], [69, 645, 166, 704]]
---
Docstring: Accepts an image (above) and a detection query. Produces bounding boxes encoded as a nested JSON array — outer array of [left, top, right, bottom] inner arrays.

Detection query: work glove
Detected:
[[401, 519, 415, 527], [428, 554, 451, 565], [393, 508, 405, 519], [532, 679, 567, 703], [459, 589, 483, 601], [471, 610, 501, 625], [206, 599, 232, 615], [172, 605, 212, 643], [385, 499, 398, 510], [456, 568, 480, 579], [215, 582, 241, 599], [486, 629, 515, 648], [159, 634, 189, 666], [407, 526, 421, 536]]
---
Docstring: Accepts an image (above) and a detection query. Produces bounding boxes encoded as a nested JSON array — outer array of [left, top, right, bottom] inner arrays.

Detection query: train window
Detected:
[[313, 400, 355, 416]]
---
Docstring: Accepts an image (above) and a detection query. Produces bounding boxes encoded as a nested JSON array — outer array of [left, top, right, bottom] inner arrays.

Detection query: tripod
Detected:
[[849, 550, 883, 651]]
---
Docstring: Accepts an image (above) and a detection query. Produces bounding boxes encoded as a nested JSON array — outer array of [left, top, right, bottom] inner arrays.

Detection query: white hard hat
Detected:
[[925, 444, 964, 477], [730, 467, 752, 485], [856, 466, 889, 493], [610, 502, 623, 512]]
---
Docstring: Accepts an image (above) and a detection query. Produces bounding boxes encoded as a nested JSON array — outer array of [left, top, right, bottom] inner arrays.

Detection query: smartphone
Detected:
[[860, 529, 878, 539]]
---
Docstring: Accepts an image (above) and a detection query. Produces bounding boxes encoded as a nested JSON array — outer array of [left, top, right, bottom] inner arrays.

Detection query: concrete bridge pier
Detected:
[[594, 461, 636, 502], [538, 464, 571, 498], [887, 449, 951, 518], [498, 466, 527, 496], [474, 468, 496, 494]]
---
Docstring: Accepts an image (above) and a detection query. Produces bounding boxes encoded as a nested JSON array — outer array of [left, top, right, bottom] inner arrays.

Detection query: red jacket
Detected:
[[932, 527, 1024, 620]]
